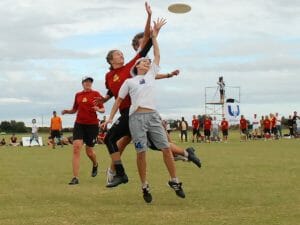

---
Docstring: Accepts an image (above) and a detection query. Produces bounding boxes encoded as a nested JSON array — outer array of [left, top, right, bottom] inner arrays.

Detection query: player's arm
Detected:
[[152, 18, 166, 66], [139, 2, 152, 51], [155, 70, 180, 80], [108, 97, 123, 123]]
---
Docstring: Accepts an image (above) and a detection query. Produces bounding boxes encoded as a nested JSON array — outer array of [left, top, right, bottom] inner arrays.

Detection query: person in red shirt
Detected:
[[270, 113, 277, 138], [192, 115, 200, 143], [203, 115, 212, 143], [62, 76, 105, 185], [220, 117, 229, 142], [263, 115, 272, 140], [239, 115, 248, 141]]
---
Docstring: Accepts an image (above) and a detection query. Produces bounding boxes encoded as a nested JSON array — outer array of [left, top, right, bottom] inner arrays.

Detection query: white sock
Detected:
[[171, 177, 179, 183], [183, 150, 189, 157], [142, 182, 149, 189]]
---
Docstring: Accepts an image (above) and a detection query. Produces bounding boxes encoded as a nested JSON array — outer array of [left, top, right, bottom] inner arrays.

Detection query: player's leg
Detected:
[[69, 123, 84, 185], [84, 124, 99, 177], [148, 112, 185, 198], [106, 136, 131, 184], [129, 112, 152, 203], [104, 114, 130, 188]]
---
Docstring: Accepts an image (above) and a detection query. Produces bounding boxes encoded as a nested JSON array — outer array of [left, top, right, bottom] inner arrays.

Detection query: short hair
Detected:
[[132, 32, 144, 51]]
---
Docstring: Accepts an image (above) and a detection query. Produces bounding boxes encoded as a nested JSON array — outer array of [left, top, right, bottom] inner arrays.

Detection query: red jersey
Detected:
[[105, 54, 141, 112], [240, 118, 247, 129], [264, 119, 271, 129], [271, 117, 276, 128], [204, 119, 212, 130], [72, 90, 104, 125], [221, 120, 229, 130], [192, 119, 199, 129]]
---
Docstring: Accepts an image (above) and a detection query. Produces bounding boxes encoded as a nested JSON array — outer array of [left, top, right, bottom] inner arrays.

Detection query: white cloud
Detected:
[[0, 0, 299, 125]]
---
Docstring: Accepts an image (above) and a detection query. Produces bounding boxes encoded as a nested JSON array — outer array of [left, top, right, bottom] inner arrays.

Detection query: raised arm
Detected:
[[152, 18, 166, 66], [139, 2, 152, 50]]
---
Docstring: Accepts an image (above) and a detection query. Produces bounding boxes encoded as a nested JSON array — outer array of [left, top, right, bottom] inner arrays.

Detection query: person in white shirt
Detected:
[[29, 119, 40, 146], [252, 114, 260, 139], [212, 116, 220, 141], [103, 18, 185, 203], [275, 113, 282, 138]]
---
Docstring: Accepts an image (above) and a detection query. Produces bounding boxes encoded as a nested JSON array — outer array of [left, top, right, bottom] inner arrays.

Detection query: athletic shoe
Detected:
[[106, 168, 116, 185], [186, 147, 202, 168], [68, 177, 79, 185], [91, 163, 98, 177], [142, 185, 152, 203], [106, 174, 128, 188], [168, 181, 185, 198], [174, 155, 188, 162]]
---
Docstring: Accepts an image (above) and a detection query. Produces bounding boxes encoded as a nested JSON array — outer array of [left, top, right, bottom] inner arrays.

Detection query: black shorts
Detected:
[[51, 130, 61, 139], [107, 111, 130, 139], [73, 123, 99, 147], [241, 129, 247, 134], [193, 128, 200, 136], [220, 89, 225, 96], [271, 127, 277, 134], [264, 128, 271, 134], [222, 129, 228, 136], [204, 129, 211, 137]]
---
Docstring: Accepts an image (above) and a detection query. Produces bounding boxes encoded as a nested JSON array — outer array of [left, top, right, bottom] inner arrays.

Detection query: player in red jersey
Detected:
[[192, 115, 200, 142], [62, 77, 105, 185], [220, 117, 229, 142], [239, 115, 248, 141], [263, 115, 272, 140], [203, 116, 212, 143], [270, 113, 277, 139]]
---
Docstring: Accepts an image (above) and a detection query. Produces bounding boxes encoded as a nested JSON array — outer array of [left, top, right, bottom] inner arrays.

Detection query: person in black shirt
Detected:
[[287, 115, 294, 137], [292, 111, 300, 138]]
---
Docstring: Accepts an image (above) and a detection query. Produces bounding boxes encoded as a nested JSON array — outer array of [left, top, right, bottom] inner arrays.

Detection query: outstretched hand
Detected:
[[170, 70, 180, 77], [152, 18, 167, 38]]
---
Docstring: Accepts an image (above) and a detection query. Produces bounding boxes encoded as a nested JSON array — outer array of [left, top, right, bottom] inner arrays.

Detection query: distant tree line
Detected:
[[0, 120, 73, 133], [0, 120, 27, 133]]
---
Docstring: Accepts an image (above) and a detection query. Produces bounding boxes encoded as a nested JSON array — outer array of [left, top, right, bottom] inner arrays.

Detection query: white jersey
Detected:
[[276, 116, 282, 126], [32, 124, 38, 134], [119, 63, 159, 115], [212, 120, 219, 129], [252, 117, 260, 129]]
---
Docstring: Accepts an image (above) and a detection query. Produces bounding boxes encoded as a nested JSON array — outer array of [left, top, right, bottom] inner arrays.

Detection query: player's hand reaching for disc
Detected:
[[145, 2, 152, 16], [152, 18, 167, 37]]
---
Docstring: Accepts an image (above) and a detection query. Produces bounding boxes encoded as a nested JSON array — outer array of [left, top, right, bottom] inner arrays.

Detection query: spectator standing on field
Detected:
[[220, 117, 229, 142], [179, 117, 188, 142], [29, 119, 40, 146], [212, 116, 220, 142], [275, 113, 282, 138], [50, 111, 63, 149]]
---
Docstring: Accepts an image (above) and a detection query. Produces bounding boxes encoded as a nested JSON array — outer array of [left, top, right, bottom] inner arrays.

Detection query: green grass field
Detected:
[[0, 132, 299, 225]]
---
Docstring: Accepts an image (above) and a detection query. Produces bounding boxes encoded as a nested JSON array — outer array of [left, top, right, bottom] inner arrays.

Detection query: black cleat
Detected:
[[142, 185, 152, 203], [91, 163, 98, 177], [68, 177, 79, 185], [106, 174, 128, 188], [168, 181, 185, 198], [186, 147, 202, 168]]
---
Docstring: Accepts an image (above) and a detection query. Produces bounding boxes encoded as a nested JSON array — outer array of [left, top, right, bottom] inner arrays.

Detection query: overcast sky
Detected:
[[0, 0, 299, 127]]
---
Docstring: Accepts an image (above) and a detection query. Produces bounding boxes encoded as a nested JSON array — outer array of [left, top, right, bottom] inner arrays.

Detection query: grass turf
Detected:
[[0, 132, 299, 225]]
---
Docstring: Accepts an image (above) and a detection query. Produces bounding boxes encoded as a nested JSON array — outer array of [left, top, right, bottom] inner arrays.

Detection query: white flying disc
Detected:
[[168, 3, 191, 14]]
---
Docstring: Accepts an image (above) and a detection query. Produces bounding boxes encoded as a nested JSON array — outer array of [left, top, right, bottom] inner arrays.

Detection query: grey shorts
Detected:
[[129, 111, 170, 153]]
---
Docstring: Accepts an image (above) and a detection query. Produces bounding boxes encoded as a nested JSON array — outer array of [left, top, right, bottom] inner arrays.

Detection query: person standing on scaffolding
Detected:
[[217, 76, 225, 103]]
